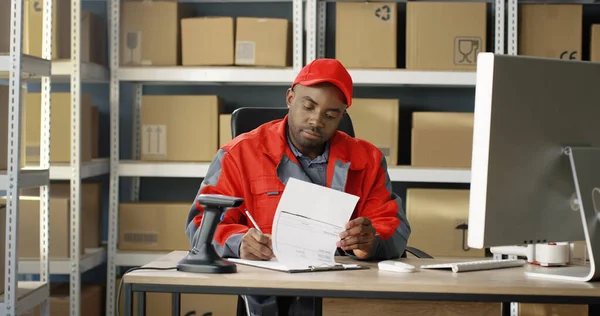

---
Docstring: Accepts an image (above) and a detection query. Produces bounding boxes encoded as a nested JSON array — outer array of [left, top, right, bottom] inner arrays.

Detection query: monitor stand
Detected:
[[524, 146, 600, 282]]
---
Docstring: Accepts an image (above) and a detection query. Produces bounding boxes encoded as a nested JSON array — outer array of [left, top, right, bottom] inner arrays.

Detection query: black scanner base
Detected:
[[177, 255, 237, 274], [178, 194, 244, 274]]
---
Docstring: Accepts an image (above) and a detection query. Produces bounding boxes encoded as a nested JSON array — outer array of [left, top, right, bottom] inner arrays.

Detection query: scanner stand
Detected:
[[177, 194, 244, 274]]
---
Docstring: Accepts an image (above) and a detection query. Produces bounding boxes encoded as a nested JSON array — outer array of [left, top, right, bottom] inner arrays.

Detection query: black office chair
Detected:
[[230, 106, 356, 138], [229, 107, 432, 259]]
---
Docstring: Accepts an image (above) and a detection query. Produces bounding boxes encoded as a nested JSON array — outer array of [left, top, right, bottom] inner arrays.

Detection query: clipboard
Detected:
[[227, 258, 368, 273]]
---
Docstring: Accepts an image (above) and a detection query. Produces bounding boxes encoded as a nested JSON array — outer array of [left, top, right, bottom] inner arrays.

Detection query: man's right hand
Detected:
[[240, 228, 274, 260]]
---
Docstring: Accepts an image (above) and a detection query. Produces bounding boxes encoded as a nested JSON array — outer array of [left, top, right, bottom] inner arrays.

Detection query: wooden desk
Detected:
[[121, 251, 600, 316]]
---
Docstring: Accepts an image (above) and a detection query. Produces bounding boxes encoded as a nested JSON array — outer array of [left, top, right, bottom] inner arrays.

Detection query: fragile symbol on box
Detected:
[[454, 37, 482, 65], [142, 125, 167, 157]]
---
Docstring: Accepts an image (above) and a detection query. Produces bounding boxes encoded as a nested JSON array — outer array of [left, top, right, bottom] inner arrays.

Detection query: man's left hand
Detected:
[[337, 217, 377, 259]]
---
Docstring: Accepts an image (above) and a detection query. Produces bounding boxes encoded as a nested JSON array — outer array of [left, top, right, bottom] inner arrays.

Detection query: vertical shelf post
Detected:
[[305, 0, 317, 64], [495, 0, 505, 54], [38, 0, 54, 315], [131, 84, 142, 202], [70, 0, 82, 315], [508, 0, 517, 55], [106, 0, 121, 314], [317, 1, 326, 59], [293, 0, 304, 70], [5, 0, 25, 312]]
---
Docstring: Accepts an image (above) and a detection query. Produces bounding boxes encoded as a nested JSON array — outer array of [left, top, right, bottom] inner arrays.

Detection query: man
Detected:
[[185, 58, 411, 315]]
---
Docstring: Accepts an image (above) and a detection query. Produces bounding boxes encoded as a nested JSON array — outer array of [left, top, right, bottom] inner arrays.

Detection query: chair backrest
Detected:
[[230, 107, 355, 138]]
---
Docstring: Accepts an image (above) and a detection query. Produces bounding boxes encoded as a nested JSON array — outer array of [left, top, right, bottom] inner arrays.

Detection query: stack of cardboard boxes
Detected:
[[26, 284, 103, 316], [20, 92, 101, 166], [115, 279, 238, 316], [406, 111, 477, 260], [120, 1, 291, 68], [5, 0, 108, 66], [336, 2, 600, 69], [336, 2, 487, 71]]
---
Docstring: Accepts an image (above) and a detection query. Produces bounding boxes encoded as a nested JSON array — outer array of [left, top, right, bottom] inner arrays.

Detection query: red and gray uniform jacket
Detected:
[[185, 115, 411, 261]]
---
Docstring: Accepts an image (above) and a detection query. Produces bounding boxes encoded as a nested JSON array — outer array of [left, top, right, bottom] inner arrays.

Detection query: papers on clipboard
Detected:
[[227, 178, 364, 273], [227, 258, 363, 273]]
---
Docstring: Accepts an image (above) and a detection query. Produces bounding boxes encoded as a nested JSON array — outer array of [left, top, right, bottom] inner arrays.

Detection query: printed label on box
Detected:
[[142, 124, 167, 157], [26, 145, 40, 158], [377, 146, 390, 156], [236, 41, 256, 65], [124, 231, 158, 244]]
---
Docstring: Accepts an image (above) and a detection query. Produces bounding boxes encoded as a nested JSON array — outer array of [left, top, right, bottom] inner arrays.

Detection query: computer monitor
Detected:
[[467, 53, 600, 282]]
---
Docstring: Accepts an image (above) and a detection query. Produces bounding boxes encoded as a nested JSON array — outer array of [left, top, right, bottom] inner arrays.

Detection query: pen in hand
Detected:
[[241, 210, 274, 260], [245, 210, 263, 234]]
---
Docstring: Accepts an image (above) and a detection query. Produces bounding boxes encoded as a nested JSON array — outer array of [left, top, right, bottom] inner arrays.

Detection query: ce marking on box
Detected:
[[560, 51, 578, 60]]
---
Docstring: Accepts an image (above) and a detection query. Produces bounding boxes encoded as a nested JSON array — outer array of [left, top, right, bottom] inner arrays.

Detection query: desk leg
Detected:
[[589, 304, 600, 316], [124, 283, 133, 316], [172, 293, 181, 316], [501, 302, 511, 316], [314, 298, 322, 316], [137, 291, 146, 316]]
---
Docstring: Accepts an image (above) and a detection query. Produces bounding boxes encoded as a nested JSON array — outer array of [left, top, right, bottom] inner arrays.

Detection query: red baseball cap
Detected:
[[291, 58, 354, 107]]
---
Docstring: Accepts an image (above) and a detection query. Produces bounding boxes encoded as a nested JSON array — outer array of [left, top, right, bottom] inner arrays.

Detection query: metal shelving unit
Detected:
[[105, 1, 507, 315], [5, 0, 111, 315], [60, 0, 110, 315], [1, 0, 52, 315]]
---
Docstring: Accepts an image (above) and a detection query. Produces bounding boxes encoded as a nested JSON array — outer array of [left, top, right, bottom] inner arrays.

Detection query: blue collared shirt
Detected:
[[286, 132, 329, 187]]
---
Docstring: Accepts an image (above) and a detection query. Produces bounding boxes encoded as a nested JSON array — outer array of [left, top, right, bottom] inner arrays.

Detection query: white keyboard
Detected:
[[420, 259, 526, 273]]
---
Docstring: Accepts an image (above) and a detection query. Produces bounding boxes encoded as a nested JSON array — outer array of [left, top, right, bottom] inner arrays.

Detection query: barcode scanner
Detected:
[[177, 194, 244, 273]]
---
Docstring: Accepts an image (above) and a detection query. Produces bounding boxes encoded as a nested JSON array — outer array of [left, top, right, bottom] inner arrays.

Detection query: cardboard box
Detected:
[[0, 196, 85, 259], [23, 0, 71, 59], [120, 0, 182, 66], [518, 304, 587, 316], [406, 189, 485, 258], [335, 2, 397, 69], [117, 277, 238, 316], [0, 0, 10, 53], [32, 284, 102, 316], [118, 202, 191, 251], [235, 17, 291, 67], [182, 17, 234, 66], [0, 205, 5, 295], [406, 2, 487, 71], [21, 181, 103, 250], [22, 92, 93, 165], [346, 98, 399, 166], [77, 11, 107, 65], [591, 25, 600, 62], [411, 112, 473, 168], [0, 86, 8, 170], [219, 114, 232, 148], [91, 105, 99, 159], [141, 95, 224, 162], [323, 299, 501, 316], [518, 4, 582, 60]]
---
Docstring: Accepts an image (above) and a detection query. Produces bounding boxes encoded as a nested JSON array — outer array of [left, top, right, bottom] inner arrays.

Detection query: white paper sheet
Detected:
[[272, 177, 360, 270], [227, 177, 360, 272]]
